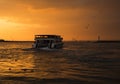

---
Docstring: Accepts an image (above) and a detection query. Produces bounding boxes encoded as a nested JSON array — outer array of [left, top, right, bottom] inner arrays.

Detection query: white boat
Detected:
[[32, 35, 63, 49]]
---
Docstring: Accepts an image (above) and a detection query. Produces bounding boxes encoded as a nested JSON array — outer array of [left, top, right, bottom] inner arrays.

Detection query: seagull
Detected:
[[85, 24, 90, 29]]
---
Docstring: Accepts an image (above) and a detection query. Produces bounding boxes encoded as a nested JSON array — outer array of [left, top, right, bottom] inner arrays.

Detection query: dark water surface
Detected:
[[0, 42, 120, 84]]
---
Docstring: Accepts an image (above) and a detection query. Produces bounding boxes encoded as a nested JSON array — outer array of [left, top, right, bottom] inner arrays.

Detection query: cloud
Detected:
[[17, 0, 84, 9], [0, 0, 120, 17], [14, 0, 120, 10]]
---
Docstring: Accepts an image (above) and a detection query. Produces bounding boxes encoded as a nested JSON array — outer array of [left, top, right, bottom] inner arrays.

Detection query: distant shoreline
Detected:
[[66, 40, 120, 43], [95, 40, 120, 43], [0, 40, 120, 43], [0, 40, 34, 42]]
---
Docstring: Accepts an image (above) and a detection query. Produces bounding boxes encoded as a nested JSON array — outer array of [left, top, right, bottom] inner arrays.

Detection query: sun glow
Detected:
[[0, 19, 22, 27], [0, 18, 49, 41]]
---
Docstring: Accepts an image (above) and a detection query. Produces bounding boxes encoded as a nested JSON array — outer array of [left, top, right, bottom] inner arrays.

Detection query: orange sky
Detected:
[[0, 0, 120, 41]]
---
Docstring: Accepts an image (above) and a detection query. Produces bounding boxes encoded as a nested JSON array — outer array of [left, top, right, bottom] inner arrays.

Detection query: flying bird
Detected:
[[85, 24, 90, 29]]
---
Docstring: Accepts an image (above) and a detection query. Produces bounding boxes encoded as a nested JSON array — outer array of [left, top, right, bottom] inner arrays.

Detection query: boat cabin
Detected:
[[33, 35, 63, 49]]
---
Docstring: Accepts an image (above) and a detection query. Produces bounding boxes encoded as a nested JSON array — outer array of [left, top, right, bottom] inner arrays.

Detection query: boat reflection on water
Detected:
[[0, 47, 74, 78]]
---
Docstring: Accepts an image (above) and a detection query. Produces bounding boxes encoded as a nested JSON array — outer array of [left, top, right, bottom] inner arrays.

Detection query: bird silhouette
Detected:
[[85, 24, 90, 29]]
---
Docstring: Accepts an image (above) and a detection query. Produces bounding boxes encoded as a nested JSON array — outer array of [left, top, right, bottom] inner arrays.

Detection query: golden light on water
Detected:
[[0, 54, 35, 76]]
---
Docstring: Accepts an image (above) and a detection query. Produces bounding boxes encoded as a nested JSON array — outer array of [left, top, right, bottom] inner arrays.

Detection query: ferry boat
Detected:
[[32, 35, 63, 49]]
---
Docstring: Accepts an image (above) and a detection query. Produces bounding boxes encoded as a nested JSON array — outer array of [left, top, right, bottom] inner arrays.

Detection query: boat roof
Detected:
[[34, 35, 63, 40], [35, 35, 61, 37]]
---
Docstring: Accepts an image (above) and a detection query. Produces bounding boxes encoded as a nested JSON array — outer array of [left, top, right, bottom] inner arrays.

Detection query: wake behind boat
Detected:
[[32, 35, 64, 50]]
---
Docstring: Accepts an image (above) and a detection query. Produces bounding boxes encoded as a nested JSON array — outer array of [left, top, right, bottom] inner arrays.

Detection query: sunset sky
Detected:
[[0, 0, 120, 41]]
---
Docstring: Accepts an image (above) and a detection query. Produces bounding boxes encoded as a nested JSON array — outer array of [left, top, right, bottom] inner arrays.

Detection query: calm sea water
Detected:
[[0, 42, 120, 84]]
